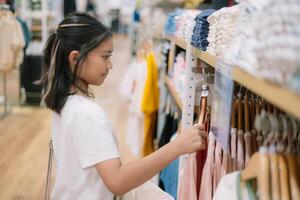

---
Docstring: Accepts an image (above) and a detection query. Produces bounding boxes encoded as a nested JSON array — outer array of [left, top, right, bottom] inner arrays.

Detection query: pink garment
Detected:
[[251, 129, 257, 153], [178, 153, 198, 200], [212, 141, 222, 194], [221, 149, 233, 177], [196, 120, 209, 197], [231, 128, 238, 171], [196, 149, 207, 197], [244, 131, 252, 165], [237, 130, 245, 170], [198, 134, 216, 200]]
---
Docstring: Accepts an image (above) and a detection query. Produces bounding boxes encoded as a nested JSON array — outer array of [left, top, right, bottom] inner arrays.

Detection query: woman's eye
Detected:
[[102, 55, 112, 60]]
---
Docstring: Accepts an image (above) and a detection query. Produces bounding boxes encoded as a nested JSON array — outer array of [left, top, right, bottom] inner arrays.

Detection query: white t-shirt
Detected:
[[51, 95, 120, 200]]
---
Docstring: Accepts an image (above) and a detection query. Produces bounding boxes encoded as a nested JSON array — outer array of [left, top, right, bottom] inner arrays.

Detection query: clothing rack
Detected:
[[160, 34, 300, 199], [0, 5, 11, 117]]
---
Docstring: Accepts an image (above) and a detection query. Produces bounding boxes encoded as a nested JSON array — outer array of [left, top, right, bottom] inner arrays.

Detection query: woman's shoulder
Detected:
[[64, 95, 107, 119]]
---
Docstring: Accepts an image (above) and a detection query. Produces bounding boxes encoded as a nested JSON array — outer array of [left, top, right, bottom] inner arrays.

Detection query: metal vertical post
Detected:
[[177, 44, 198, 198]]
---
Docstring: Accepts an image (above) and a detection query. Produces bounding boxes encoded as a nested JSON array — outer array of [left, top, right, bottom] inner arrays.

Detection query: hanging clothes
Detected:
[[191, 9, 215, 51], [213, 171, 257, 200], [0, 10, 25, 71], [141, 52, 159, 156], [199, 133, 216, 200], [123, 180, 174, 200], [178, 153, 198, 200], [120, 59, 147, 156], [158, 113, 178, 148], [159, 134, 179, 199], [16, 16, 31, 49]]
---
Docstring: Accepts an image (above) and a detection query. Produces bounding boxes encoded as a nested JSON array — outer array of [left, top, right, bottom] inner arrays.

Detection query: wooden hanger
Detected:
[[241, 150, 270, 200], [260, 99, 267, 112], [256, 97, 261, 116], [250, 94, 256, 130], [198, 85, 208, 125], [273, 107, 279, 115], [237, 93, 243, 131], [267, 103, 273, 114], [244, 95, 250, 133], [278, 155, 291, 200], [204, 107, 210, 127], [231, 95, 237, 129], [286, 155, 300, 200], [270, 152, 281, 200]]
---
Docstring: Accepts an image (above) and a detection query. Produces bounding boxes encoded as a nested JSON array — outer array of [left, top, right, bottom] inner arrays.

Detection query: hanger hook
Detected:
[[244, 89, 249, 99]]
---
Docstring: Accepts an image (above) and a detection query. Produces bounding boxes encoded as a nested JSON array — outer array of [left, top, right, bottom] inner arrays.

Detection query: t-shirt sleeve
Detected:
[[73, 109, 120, 169]]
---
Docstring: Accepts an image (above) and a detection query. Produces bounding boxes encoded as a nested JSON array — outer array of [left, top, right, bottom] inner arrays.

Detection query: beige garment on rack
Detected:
[[221, 149, 233, 178], [0, 11, 25, 71], [199, 133, 216, 200]]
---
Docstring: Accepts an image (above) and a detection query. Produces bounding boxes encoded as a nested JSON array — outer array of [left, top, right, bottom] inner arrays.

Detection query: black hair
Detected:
[[39, 12, 112, 114]]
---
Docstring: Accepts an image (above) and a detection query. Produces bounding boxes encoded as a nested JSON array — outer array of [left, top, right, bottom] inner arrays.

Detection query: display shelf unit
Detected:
[[165, 35, 300, 121]]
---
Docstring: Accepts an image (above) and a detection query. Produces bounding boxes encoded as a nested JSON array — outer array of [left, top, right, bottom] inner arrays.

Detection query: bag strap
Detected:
[[45, 139, 53, 200]]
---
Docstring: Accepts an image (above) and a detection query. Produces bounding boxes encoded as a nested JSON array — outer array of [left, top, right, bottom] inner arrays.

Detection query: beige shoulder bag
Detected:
[[45, 139, 53, 200]]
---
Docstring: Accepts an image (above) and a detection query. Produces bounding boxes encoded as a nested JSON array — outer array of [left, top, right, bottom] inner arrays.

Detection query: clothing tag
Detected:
[[201, 90, 209, 97], [210, 63, 233, 151]]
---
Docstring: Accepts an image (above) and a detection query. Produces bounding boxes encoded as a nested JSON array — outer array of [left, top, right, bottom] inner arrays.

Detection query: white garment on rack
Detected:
[[122, 180, 174, 200], [119, 59, 147, 156], [206, 5, 240, 59], [213, 171, 256, 200]]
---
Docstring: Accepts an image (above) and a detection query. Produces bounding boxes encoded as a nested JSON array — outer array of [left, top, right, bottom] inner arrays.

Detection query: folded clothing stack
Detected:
[[206, 5, 240, 59], [227, 0, 300, 94], [175, 9, 200, 42], [164, 9, 184, 36], [190, 9, 216, 51]]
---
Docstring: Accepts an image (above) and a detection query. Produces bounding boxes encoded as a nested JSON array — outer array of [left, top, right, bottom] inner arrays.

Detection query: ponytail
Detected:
[[39, 33, 73, 113]]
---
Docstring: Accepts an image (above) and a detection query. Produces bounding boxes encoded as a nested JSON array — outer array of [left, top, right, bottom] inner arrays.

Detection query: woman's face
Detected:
[[79, 38, 113, 86]]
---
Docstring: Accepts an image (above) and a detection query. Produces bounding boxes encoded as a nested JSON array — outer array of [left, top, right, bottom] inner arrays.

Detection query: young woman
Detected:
[[40, 12, 207, 199]]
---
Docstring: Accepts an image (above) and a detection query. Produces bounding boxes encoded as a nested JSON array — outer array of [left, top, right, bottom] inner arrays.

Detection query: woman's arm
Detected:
[[95, 124, 207, 196]]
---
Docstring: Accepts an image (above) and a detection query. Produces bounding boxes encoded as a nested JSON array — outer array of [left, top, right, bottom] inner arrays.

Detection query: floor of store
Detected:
[[0, 34, 138, 199]]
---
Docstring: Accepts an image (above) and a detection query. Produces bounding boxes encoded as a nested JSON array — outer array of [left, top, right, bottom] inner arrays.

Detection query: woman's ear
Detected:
[[68, 50, 80, 71]]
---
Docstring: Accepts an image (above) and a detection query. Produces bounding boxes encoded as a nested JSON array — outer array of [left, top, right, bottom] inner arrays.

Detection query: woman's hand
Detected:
[[173, 124, 207, 155], [96, 124, 207, 195]]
